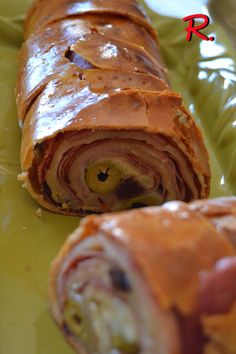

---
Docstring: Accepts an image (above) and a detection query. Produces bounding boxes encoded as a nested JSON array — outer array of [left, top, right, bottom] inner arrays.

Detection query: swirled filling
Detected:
[[29, 129, 201, 214], [63, 257, 140, 354], [55, 236, 183, 354]]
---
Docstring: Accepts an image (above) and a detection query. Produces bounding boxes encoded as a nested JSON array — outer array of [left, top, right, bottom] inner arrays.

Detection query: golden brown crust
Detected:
[[74, 202, 235, 314], [24, 0, 155, 38], [202, 302, 236, 354], [191, 198, 236, 247], [17, 15, 163, 122]]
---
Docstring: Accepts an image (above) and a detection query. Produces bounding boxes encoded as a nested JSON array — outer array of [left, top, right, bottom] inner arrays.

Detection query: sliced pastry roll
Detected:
[[17, 0, 210, 215], [50, 197, 236, 354]]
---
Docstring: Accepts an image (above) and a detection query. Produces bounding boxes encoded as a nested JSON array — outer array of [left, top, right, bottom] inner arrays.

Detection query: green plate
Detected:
[[0, 1, 235, 353]]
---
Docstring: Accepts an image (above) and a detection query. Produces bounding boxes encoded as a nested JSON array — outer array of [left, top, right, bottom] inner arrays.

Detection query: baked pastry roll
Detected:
[[16, 0, 210, 215], [50, 197, 236, 354]]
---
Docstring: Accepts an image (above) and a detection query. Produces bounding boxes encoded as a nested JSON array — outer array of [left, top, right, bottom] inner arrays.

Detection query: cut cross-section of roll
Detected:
[[21, 79, 210, 214], [17, 0, 210, 215], [50, 197, 236, 354]]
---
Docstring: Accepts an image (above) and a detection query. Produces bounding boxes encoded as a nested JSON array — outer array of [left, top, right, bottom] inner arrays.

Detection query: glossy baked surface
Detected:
[[0, 0, 235, 353]]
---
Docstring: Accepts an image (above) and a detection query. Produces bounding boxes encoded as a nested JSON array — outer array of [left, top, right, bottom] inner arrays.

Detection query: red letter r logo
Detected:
[[183, 14, 215, 42]]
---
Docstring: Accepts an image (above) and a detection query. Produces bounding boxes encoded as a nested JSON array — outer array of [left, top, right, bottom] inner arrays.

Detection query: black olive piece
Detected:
[[116, 178, 145, 200], [43, 181, 53, 200], [63, 322, 72, 336], [97, 168, 110, 182], [65, 49, 94, 69], [73, 314, 82, 325], [131, 202, 147, 209], [109, 267, 132, 292]]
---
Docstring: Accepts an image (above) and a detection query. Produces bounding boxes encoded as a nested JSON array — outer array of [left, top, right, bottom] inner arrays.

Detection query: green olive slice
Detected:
[[85, 161, 121, 194], [63, 295, 90, 343], [87, 289, 140, 354], [112, 336, 140, 354], [64, 292, 100, 353]]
